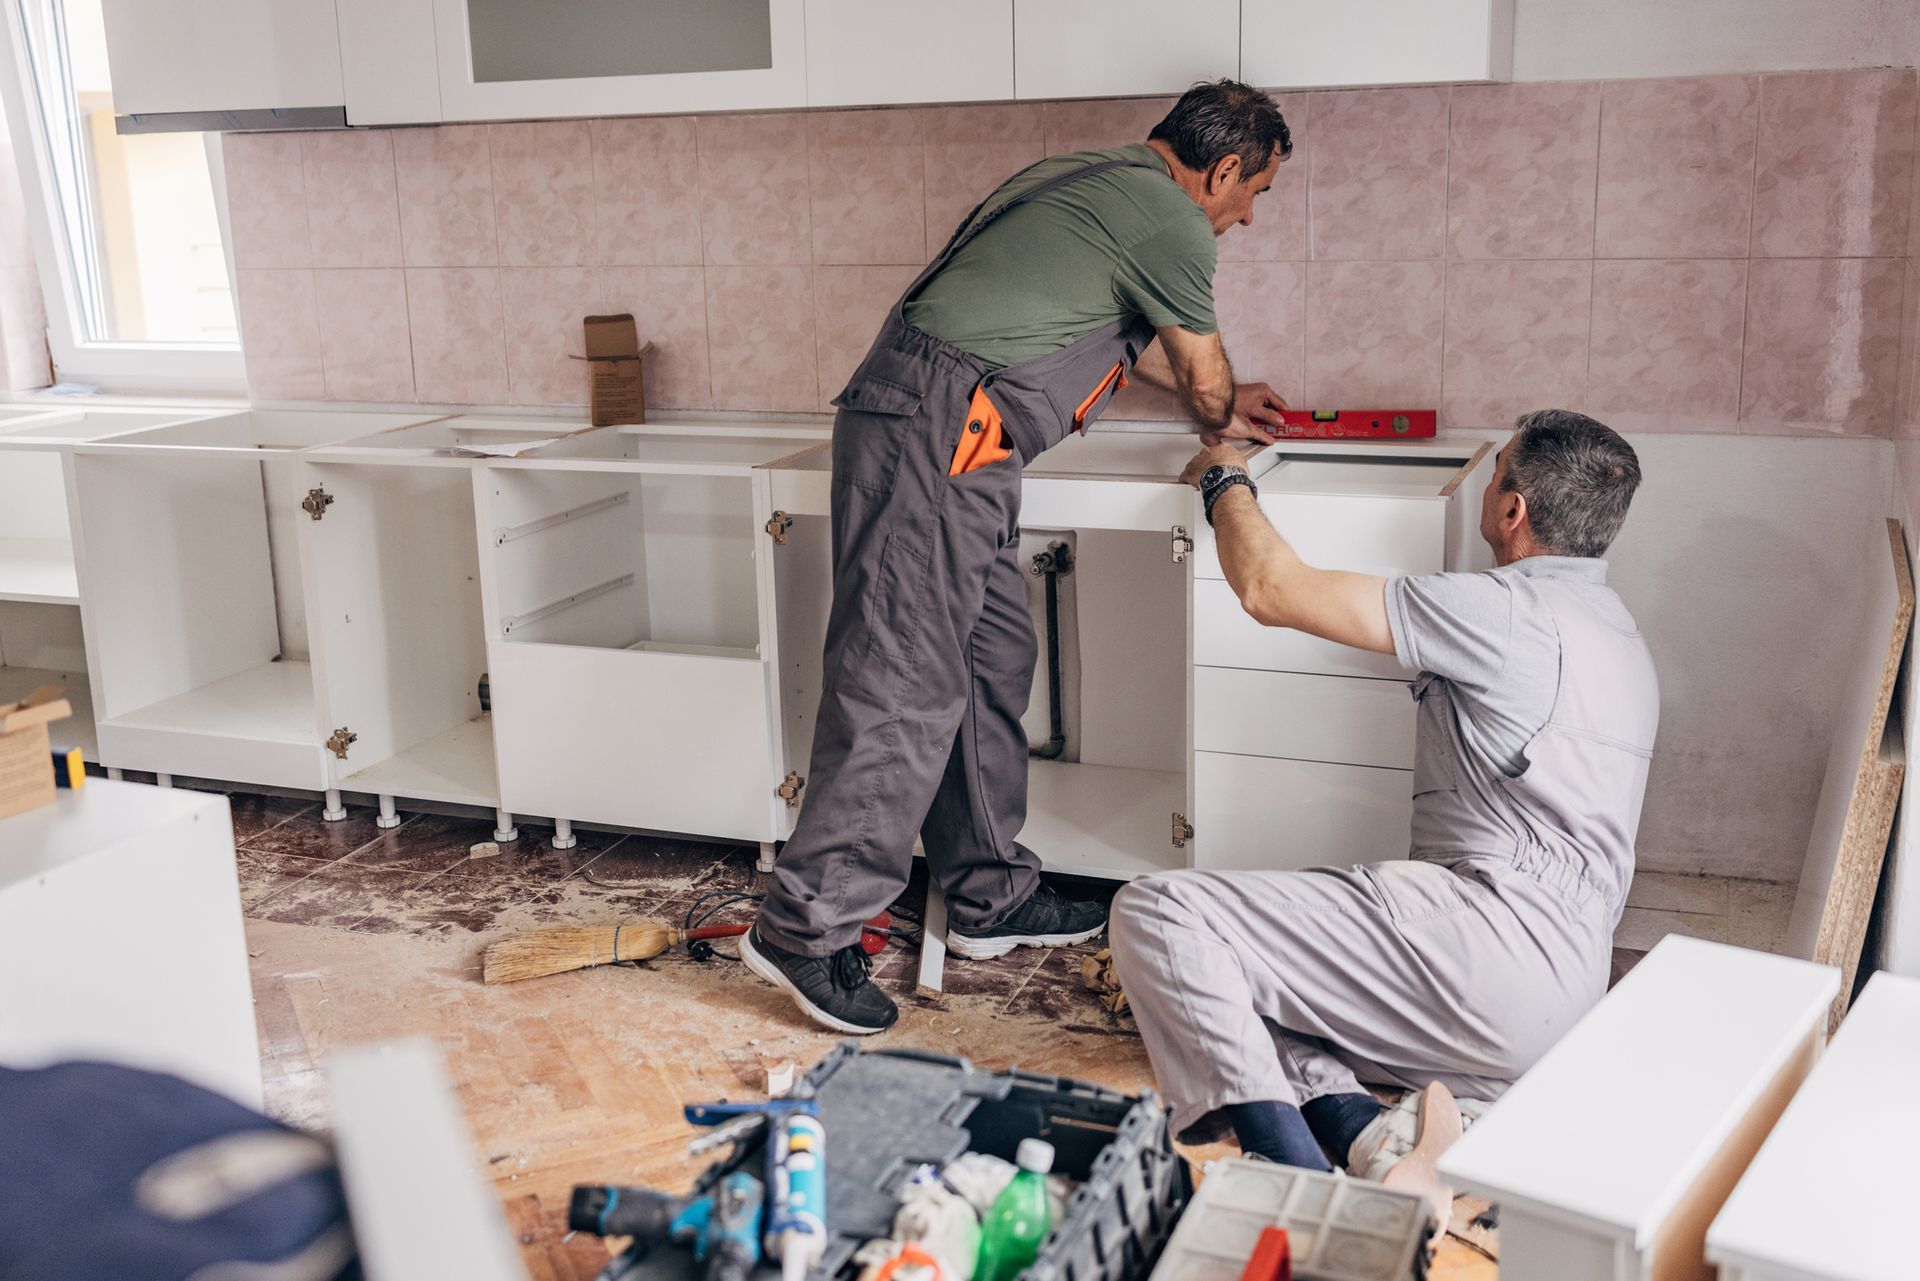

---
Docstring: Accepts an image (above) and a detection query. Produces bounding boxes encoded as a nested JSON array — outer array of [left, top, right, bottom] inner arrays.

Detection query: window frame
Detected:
[[0, 0, 244, 394]]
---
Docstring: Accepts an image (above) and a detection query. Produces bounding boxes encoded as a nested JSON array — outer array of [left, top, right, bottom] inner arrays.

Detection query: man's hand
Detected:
[[1181, 443, 1252, 488], [1235, 382, 1288, 428], [1201, 412, 1283, 447]]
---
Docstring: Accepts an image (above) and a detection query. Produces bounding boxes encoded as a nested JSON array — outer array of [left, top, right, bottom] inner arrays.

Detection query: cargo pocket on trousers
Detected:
[[831, 374, 925, 493], [862, 524, 933, 661]]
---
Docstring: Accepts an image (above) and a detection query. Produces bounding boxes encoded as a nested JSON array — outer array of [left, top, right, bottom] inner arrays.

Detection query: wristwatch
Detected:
[[1200, 464, 1257, 525]]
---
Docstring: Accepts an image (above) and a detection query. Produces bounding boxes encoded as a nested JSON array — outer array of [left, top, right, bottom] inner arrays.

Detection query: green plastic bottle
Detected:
[[974, 1139, 1055, 1281]]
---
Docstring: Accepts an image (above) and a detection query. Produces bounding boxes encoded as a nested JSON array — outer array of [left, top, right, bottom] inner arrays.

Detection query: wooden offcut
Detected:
[[1787, 517, 1912, 1030]]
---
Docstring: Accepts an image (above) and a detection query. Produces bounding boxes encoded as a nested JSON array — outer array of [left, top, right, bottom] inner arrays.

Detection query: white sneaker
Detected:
[[1344, 1083, 1491, 1237]]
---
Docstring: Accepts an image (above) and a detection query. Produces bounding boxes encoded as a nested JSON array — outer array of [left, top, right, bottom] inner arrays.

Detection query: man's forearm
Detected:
[[1175, 344, 1234, 432], [1208, 484, 1397, 654]]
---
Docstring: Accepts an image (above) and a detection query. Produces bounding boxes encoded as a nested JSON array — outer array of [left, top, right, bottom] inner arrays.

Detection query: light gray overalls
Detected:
[[758, 157, 1162, 957], [1111, 564, 1660, 1140]]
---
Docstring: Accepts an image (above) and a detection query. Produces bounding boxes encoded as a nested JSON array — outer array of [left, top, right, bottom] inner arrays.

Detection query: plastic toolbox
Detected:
[[1147, 1158, 1428, 1281], [597, 1043, 1190, 1281]]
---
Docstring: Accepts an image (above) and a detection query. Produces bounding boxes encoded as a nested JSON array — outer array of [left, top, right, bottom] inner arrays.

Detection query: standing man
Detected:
[[1110, 411, 1657, 1221], [743, 81, 1295, 1034]]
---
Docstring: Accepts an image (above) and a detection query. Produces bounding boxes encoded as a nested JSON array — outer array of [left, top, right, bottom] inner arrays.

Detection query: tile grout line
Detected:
[[994, 947, 1053, 1017]]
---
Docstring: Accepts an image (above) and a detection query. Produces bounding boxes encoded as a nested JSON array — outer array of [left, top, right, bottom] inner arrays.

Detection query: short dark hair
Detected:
[[1148, 79, 1292, 179], [1502, 410, 1642, 558]]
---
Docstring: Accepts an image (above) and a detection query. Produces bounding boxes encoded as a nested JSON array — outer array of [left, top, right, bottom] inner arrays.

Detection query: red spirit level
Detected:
[[1274, 409, 1436, 440]]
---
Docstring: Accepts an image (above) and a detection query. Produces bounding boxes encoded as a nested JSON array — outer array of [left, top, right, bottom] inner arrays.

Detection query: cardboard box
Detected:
[[0, 686, 72, 821], [574, 314, 655, 427]]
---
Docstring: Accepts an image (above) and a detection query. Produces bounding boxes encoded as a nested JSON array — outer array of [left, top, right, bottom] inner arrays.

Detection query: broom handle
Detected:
[[687, 923, 749, 942]]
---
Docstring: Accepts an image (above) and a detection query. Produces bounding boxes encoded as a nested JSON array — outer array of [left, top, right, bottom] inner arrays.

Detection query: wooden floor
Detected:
[[209, 781, 1762, 1281]]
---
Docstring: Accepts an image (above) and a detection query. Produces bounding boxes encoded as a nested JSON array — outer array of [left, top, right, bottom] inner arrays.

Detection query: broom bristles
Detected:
[[482, 919, 679, 984]]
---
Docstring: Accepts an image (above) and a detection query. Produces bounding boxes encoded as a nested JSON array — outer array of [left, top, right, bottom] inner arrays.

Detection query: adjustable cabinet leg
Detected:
[[551, 818, 577, 851], [375, 794, 401, 829], [494, 810, 519, 843], [155, 773, 173, 788], [916, 882, 948, 997], [757, 841, 777, 873], [106, 767, 123, 781], [323, 789, 347, 822]]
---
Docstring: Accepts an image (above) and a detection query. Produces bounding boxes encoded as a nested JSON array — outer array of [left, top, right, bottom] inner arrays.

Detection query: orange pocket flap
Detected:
[[1074, 361, 1128, 431], [949, 385, 1012, 476]]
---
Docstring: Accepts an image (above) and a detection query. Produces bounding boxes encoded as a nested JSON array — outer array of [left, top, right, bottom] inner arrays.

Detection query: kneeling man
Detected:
[[1111, 410, 1657, 1198]]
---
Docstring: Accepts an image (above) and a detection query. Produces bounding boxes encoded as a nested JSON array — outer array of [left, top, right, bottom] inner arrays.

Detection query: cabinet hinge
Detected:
[[777, 771, 806, 808], [302, 487, 335, 521], [765, 511, 793, 545], [326, 726, 357, 760], [1171, 812, 1193, 849], [1171, 525, 1193, 564]]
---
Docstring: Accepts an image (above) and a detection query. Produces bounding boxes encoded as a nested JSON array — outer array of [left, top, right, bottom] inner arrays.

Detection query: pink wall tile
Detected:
[[1219, 93, 1308, 264], [500, 267, 600, 406], [1442, 259, 1592, 427], [1741, 257, 1905, 434], [1752, 69, 1917, 258], [810, 109, 927, 266], [300, 131, 401, 269], [313, 268, 414, 402], [1105, 377, 1188, 422], [1304, 260, 1444, 406], [393, 125, 497, 268], [236, 269, 324, 400], [814, 264, 918, 409], [705, 265, 817, 411], [592, 116, 702, 266], [1215, 261, 1306, 407], [405, 268, 508, 404], [1896, 258, 1918, 434], [1448, 82, 1601, 259], [1588, 259, 1746, 432], [1595, 76, 1758, 259], [923, 104, 1045, 258], [222, 132, 309, 269], [697, 112, 812, 266], [1041, 97, 1175, 154], [489, 122, 595, 267], [601, 265, 713, 410], [1309, 86, 1449, 261]]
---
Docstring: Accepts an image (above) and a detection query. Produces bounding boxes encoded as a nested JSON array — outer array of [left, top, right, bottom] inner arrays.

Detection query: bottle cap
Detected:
[[1015, 1139, 1054, 1174]]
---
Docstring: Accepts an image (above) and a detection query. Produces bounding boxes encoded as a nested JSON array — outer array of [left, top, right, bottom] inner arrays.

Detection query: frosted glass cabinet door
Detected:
[[433, 0, 807, 119], [1014, 0, 1238, 99], [805, 0, 1014, 106], [1242, 0, 1515, 88]]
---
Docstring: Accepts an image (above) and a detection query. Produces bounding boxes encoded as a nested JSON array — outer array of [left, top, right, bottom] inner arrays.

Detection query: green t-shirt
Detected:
[[903, 144, 1218, 372]]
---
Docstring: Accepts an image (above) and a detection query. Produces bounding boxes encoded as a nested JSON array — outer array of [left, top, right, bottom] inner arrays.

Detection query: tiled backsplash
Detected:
[[226, 67, 1920, 437]]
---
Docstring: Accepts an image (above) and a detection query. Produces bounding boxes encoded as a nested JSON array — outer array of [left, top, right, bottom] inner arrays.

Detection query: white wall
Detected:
[[1514, 0, 1918, 80], [1601, 435, 1895, 883]]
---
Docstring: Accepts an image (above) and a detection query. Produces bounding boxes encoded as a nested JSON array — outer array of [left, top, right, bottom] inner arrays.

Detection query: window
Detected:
[[0, 0, 242, 390]]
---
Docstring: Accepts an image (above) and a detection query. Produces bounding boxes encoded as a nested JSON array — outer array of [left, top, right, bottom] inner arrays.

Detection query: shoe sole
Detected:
[[737, 931, 895, 1036], [947, 923, 1106, 960]]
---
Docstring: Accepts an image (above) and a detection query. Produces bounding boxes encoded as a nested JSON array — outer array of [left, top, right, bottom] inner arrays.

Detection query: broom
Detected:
[[483, 920, 747, 984]]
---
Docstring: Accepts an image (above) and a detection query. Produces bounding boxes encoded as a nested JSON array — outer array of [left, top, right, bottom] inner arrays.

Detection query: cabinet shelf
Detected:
[[0, 539, 79, 605], [339, 716, 498, 808], [1025, 759, 1187, 880], [103, 661, 316, 745]]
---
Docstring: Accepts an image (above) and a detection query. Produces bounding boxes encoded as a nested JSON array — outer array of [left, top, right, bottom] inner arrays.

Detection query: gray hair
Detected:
[[1502, 410, 1641, 558]]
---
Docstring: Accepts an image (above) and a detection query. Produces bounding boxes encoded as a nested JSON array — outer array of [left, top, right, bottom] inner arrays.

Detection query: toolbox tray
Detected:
[[600, 1043, 1189, 1281]]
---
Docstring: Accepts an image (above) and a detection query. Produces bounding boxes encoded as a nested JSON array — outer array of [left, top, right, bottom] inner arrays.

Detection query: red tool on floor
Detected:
[[1274, 409, 1435, 440]]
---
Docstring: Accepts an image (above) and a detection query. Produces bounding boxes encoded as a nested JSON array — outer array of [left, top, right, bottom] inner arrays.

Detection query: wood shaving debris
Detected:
[[469, 841, 501, 859]]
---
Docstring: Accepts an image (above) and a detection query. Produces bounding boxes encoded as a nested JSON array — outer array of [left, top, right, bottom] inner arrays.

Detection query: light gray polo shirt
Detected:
[[1383, 557, 1625, 776]]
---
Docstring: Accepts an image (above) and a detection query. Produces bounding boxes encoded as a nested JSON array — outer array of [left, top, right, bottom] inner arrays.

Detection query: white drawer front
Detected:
[[1194, 752, 1413, 872], [1195, 492, 1447, 580], [1195, 667, 1415, 769], [1194, 578, 1408, 679]]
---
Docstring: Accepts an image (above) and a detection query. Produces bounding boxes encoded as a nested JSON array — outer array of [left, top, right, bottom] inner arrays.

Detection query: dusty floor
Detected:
[[209, 782, 1758, 1281]]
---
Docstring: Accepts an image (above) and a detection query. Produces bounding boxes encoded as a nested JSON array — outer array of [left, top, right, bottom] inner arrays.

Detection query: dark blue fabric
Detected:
[[1301, 1093, 1386, 1168], [0, 1061, 356, 1281], [1223, 1101, 1332, 1172]]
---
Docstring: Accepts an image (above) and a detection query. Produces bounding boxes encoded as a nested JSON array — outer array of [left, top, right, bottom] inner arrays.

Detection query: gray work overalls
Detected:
[[757, 157, 1162, 956], [1110, 561, 1661, 1140]]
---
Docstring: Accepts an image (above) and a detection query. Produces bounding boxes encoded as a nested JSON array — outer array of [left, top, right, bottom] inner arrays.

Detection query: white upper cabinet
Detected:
[[1242, 0, 1515, 89], [1013, 0, 1238, 100], [805, 0, 1013, 107], [100, 0, 343, 117], [431, 0, 806, 121], [338, 0, 442, 125]]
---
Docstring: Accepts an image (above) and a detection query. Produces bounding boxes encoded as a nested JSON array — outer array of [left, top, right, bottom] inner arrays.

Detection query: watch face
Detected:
[[1201, 465, 1227, 488]]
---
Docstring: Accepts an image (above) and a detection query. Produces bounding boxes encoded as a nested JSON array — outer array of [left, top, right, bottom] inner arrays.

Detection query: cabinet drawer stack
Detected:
[[1190, 452, 1487, 872]]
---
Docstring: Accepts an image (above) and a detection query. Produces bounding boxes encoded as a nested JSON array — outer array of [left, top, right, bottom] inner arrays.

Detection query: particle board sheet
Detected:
[[1788, 517, 1912, 1030]]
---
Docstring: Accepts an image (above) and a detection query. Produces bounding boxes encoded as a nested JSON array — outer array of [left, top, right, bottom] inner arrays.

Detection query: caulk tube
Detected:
[[767, 1110, 827, 1281]]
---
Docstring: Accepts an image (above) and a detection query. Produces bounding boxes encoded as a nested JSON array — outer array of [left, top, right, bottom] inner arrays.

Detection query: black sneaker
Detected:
[[948, 883, 1107, 960], [739, 927, 899, 1035]]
